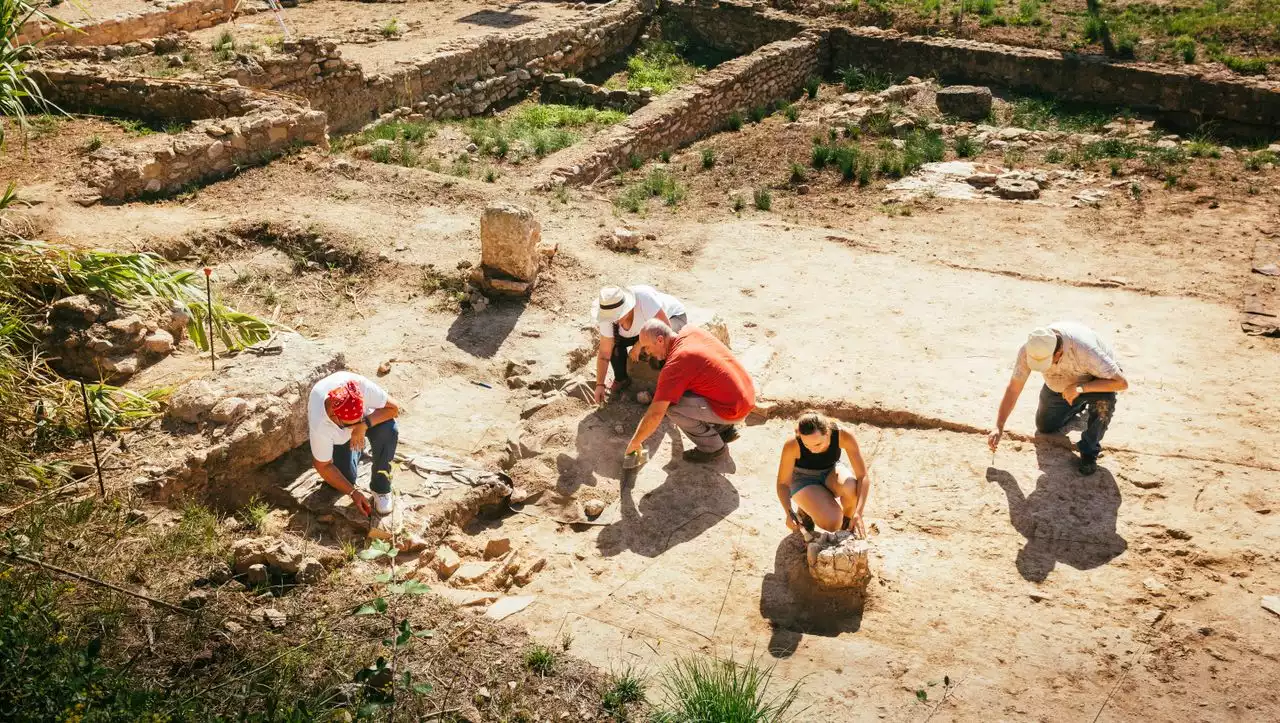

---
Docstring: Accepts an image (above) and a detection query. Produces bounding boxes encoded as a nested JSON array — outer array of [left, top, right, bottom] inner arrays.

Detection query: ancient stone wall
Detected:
[[255, 0, 657, 132], [37, 70, 327, 201], [665, 0, 808, 54], [540, 31, 825, 186], [18, 0, 236, 47], [827, 26, 1280, 136], [540, 73, 650, 111]]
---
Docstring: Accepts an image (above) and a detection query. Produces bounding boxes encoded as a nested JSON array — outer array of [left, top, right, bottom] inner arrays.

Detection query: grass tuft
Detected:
[[701, 147, 716, 169], [651, 655, 800, 722], [753, 187, 772, 211], [524, 645, 557, 676]]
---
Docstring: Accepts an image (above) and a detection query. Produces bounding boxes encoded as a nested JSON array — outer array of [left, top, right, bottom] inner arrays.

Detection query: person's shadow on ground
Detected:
[[986, 441, 1127, 583], [554, 406, 675, 496], [446, 299, 525, 359], [595, 447, 741, 559], [758, 534, 864, 658]]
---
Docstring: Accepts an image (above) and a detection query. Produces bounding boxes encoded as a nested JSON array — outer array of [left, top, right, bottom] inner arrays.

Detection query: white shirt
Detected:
[[597, 285, 686, 339], [1012, 321, 1123, 394], [308, 372, 388, 463]]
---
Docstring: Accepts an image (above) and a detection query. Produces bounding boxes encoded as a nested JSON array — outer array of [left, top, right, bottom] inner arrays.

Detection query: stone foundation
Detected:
[[541, 31, 826, 186], [18, 0, 237, 48], [540, 73, 651, 112], [805, 531, 871, 590]]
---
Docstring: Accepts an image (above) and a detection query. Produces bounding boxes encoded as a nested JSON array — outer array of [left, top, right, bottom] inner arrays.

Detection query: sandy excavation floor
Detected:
[[13, 78, 1280, 719]]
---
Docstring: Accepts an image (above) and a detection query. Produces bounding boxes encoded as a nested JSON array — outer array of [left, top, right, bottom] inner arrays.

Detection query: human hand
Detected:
[[1063, 385, 1081, 405], [849, 513, 866, 538], [624, 439, 642, 457], [785, 512, 799, 532], [349, 423, 367, 452], [594, 384, 606, 405], [987, 428, 1002, 453], [349, 489, 372, 517]]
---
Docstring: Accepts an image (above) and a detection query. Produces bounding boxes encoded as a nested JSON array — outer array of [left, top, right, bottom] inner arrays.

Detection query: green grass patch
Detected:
[[727, 111, 744, 131], [1007, 93, 1113, 132], [753, 187, 772, 211], [465, 104, 624, 162], [651, 656, 800, 722], [525, 645, 558, 676], [701, 147, 716, 169], [608, 39, 701, 94], [615, 168, 687, 213], [840, 65, 896, 92]]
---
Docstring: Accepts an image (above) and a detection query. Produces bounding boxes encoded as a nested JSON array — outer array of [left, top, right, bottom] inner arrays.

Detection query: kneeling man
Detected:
[[309, 371, 401, 516], [989, 322, 1128, 475], [624, 319, 755, 464]]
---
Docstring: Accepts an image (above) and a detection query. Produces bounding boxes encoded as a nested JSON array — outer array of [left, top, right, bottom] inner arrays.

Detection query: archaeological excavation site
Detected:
[[2, 0, 1279, 719]]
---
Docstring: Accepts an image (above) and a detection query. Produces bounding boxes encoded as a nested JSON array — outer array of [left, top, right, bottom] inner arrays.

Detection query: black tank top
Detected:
[[796, 426, 841, 470]]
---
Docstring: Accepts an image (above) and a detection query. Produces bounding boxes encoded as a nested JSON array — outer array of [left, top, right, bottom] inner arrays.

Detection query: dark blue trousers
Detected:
[[1035, 385, 1116, 461], [331, 419, 397, 494]]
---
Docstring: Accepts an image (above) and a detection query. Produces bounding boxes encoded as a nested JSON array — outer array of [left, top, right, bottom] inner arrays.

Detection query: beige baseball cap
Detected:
[[1024, 327, 1058, 372]]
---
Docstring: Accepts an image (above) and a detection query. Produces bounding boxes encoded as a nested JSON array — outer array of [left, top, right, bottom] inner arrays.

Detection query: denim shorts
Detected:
[[789, 464, 850, 497]]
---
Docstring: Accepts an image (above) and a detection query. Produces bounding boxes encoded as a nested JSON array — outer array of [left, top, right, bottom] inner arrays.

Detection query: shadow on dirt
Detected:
[[596, 471, 740, 558], [986, 440, 1128, 583], [446, 299, 525, 359], [759, 535, 864, 658]]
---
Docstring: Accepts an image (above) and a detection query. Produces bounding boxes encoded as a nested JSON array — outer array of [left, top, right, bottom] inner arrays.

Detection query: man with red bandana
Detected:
[[308, 371, 401, 516]]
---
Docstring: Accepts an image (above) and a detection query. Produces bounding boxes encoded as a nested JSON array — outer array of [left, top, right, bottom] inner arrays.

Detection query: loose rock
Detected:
[[582, 499, 605, 518], [935, 85, 993, 121], [805, 531, 871, 590]]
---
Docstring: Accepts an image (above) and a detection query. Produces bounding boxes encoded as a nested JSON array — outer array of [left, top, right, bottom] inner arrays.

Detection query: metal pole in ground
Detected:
[[78, 379, 106, 498], [203, 267, 215, 372]]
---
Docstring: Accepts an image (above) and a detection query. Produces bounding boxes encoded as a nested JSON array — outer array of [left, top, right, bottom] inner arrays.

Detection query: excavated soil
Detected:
[[13, 53, 1280, 720]]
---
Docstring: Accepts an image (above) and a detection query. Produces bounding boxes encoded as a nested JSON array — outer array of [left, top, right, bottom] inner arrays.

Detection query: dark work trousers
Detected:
[[332, 419, 398, 494], [1035, 385, 1116, 461]]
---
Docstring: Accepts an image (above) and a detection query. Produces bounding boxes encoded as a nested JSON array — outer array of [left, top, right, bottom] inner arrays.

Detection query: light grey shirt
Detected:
[[1012, 321, 1123, 393]]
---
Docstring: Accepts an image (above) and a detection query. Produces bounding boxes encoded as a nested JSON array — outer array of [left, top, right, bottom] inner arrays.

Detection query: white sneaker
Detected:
[[373, 492, 394, 516]]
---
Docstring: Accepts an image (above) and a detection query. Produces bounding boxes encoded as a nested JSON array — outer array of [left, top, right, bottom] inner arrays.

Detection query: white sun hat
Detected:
[[592, 285, 636, 324], [1024, 327, 1058, 372]]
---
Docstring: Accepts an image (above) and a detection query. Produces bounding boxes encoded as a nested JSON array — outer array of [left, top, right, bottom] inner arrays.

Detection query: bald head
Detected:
[[637, 319, 675, 361]]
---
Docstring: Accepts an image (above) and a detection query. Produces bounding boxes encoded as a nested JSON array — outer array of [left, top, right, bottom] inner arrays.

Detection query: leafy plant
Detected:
[[351, 539, 434, 710], [660, 150, 671, 163], [603, 665, 647, 715], [212, 28, 236, 61], [701, 147, 716, 169], [237, 495, 270, 531], [0, 1, 66, 147], [731, 194, 745, 212], [804, 75, 820, 99], [840, 65, 895, 92], [788, 162, 807, 183], [380, 18, 401, 38], [727, 112, 744, 131], [627, 153, 643, 170], [615, 169, 686, 213], [524, 645, 557, 676], [651, 656, 800, 722], [611, 39, 701, 94], [753, 187, 772, 211], [749, 106, 767, 124], [783, 102, 799, 122], [1174, 34, 1197, 63], [83, 134, 103, 153], [1044, 147, 1065, 164]]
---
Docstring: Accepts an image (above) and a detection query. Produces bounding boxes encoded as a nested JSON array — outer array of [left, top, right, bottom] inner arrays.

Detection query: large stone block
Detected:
[[480, 203, 541, 282], [805, 531, 871, 590]]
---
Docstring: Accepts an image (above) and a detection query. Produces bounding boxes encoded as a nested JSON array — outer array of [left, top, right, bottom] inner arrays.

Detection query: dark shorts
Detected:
[[789, 464, 850, 497]]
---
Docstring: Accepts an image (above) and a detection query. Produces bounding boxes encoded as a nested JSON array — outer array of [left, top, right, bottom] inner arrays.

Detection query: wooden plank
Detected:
[[1242, 242, 1280, 336]]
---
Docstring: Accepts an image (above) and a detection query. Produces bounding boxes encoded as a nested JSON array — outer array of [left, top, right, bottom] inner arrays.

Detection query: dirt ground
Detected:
[[10, 66, 1280, 720]]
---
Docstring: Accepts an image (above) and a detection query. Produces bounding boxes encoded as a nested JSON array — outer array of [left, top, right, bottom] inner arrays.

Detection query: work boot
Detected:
[[681, 446, 726, 464], [1078, 456, 1098, 476], [718, 425, 741, 444]]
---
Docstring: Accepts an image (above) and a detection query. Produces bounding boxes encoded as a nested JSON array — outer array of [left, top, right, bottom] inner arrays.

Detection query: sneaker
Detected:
[[373, 492, 394, 516], [1078, 456, 1098, 476], [681, 446, 727, 464], [718, 426, 741, 444]]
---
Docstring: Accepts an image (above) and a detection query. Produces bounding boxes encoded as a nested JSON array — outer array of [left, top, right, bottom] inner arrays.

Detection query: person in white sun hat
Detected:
[[591, 284, 687, 405], [988, 321, 1128, 476]]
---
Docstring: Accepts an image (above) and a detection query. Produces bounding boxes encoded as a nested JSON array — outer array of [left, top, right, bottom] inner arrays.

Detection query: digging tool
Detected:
[[621, 447, 647, 486]]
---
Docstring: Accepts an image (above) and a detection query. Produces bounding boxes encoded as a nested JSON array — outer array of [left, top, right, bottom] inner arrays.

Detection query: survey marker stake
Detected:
[[78, 379, 105, 497], [203, 267, 215, 372]]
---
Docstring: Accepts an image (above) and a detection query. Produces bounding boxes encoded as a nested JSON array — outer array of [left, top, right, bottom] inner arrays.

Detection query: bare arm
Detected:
[[776, 440, 798, 522], [1081, 373, 1128, 394], [989, 375, 1028, 451], [840, 430, 871, 519], [347, 396, 400, 451], [313, 458, 372, 515], [625, 399, 671, 455], [595, 336, 615, 388]]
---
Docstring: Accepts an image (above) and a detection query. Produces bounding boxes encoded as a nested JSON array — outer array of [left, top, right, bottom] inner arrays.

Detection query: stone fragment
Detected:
[[433, 546, 462, 578], [1166, 528, 1192, 541], [805, 532, 871, 590], [485, 595, 535, 621], [296, 557, 325, 584], [603, 227, 640, 252], [484, 537, 512, 560], [1143, 577, 1169, 596], [506, 429, 541, 464], [142, 329, 175, 354], [583, 499, 605, 518], [208, 397, 249, 424], [1263, 596, 1280, 618], [480, 203, 541, 282], [994, 177, 1040, 200], [935, 85, 992, 120], [251, 607, 287, 628], [452, 561, 497, 585], [246, 563, 269, 585], [181, 588, 210, 609]]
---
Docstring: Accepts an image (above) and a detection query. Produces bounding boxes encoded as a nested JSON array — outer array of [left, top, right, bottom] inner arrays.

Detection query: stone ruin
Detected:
[[473, 202, 544, 297], [43, 294, 185, 383], [805, 530, 872, 590]]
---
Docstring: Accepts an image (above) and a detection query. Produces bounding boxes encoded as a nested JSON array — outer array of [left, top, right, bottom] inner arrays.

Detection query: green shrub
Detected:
[[525, 645, 557, 676], [615, 169, 687, 212], [603, 666, 647, 715], [627, 153, 643, 170], [380, 17, 400, 38], [811, 143, 831, 169], [727, 112, 744, 131], [964, 0, 996, 16], [1044, 147, 1065, 164], [83, 134, 103, 152], [1174, 35, 1196, 64], [660, 150, 672, 163], [749, 106, 767, 124], [840, 65, 894, 92], [1082, 138, 1138, 160], [954, 135, 978, 158], [652, 656, 800, 722], [832, 145, 859, 181], [701, 147, 716, 169], [804, 75, 820, 99], [783, 103, 799, 122], [753, 187, 772, 211], [1109, 158, 1122, 176], [788, 162, 807, 183], [1220, 55, 1271, 75], [731, 194, 746, 212], [617, 40, 700, 94]]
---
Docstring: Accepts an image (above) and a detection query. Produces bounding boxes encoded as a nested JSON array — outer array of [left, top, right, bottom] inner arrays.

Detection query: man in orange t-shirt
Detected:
[[624, 319, 756, 463]]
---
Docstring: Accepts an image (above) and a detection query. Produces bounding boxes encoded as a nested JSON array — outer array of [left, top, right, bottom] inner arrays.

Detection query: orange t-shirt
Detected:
[[654, 326, 755, 421]]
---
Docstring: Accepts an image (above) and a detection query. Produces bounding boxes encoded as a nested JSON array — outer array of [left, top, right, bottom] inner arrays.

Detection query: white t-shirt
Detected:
[[1011, 321, 1123, 394], [308, 371, 389, 463], [597, 285, 686, 339]]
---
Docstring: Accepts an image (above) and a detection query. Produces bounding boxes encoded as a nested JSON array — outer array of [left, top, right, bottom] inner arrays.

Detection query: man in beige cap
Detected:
[[988, 322, 1128, 475], [592, 284, 687, 404]]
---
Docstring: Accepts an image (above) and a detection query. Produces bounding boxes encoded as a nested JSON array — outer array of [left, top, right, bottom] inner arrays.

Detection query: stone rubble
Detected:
[[805, 531, 872, 590]]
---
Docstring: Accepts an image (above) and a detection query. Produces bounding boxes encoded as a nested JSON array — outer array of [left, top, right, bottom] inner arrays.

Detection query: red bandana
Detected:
[[327, 381, 365, 424]]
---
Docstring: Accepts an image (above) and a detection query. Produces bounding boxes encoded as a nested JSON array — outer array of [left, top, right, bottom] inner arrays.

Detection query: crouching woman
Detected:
[[775, 411, 870, 536]]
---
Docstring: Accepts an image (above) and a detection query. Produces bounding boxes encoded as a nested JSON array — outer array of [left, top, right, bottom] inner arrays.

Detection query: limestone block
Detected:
[[935, 85, 993, 121], [805, 531, 871, 590], [480, 203, 541, 282]]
